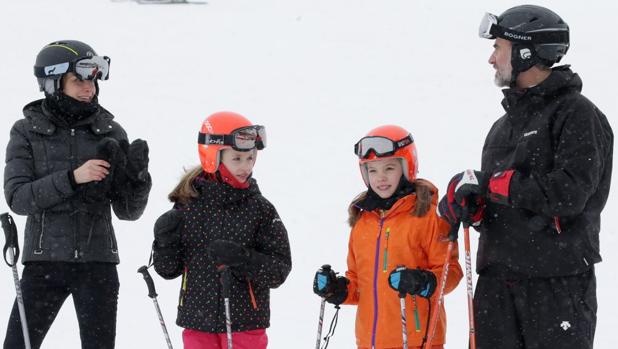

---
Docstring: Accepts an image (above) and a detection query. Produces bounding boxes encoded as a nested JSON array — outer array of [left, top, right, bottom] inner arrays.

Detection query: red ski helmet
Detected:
[[354, 125, 418, 186], [197, 111, 266, 173]]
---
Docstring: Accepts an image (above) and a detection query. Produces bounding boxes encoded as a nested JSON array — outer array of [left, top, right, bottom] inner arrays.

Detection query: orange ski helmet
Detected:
[[197, 111, 266, 173], [354, 125, 418, 185]]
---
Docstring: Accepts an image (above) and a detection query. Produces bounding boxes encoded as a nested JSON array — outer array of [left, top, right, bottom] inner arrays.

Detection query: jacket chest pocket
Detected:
[[511, 127, 554, 175]]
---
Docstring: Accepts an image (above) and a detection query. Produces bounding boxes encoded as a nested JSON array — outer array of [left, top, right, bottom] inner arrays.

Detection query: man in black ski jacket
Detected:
[[438, 6, 613, 349], [3, 40, 151, 349]]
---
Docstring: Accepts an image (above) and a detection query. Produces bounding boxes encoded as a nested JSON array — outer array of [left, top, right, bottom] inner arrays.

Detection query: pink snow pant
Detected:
[[183, 328, 268, 349], [358, 344, 444, 349]]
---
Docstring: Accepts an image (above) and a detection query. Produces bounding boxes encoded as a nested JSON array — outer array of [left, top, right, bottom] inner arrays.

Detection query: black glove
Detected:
[[313, 265, 349, 305], [208, 240, 256, 267], [154, 209, 182, 249], [388, 267, 437, 298], [438, 170, 487, 232], [121, 139, 149, 183], [81, 138, 126, 203]]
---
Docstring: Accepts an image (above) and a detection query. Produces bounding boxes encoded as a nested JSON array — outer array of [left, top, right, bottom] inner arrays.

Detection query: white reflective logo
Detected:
[[520, 48, 532, 60], [44, 62, 69, 76], [560, 321, 571, 331]]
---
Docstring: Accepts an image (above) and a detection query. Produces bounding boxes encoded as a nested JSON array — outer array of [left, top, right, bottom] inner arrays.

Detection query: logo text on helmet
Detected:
[[203, 121, 213, 133], [503, 31, 532, 41]]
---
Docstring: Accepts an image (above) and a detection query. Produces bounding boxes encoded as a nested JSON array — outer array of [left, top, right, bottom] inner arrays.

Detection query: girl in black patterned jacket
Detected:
[[153, 111, 291, 349]]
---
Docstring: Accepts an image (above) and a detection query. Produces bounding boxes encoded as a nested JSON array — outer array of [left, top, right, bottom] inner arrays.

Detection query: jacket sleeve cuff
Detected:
[[488, 170, 515, 205]]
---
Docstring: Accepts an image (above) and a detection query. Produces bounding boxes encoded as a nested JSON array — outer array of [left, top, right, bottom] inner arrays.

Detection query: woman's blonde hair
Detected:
[[347, 178, 434, 227]]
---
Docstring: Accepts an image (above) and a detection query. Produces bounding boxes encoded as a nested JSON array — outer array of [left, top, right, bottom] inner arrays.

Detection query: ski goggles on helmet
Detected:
[[34, 55, 111, 81], [478, 12, 569, 44], [354, 134, 413, 159], [198, 125, 267, 151]]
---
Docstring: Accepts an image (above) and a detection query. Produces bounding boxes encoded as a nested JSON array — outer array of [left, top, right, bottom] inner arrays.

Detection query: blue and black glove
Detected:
[[388, 266, 437, 298], [313, 264, 349, 305]]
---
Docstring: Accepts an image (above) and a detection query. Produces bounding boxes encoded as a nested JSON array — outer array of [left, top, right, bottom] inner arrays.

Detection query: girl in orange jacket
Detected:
[[313, 125, 462, 349]]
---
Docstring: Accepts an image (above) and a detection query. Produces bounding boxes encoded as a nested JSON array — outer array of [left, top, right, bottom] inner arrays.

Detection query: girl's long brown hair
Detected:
[[347, 178, 434, 227], [168, 165, 203, 205]]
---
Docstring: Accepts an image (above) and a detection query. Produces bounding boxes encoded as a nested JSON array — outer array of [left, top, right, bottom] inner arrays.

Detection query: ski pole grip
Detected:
[[1, 213, 20, 267], [218, 265, 232, 298], [138, 265, 158, 298], [462, 202, 470, 229]]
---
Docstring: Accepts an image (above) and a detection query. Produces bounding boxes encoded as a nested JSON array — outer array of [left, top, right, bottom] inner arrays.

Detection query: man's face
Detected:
[[488, 38, 513, 87], [62, 73, 96, 102]]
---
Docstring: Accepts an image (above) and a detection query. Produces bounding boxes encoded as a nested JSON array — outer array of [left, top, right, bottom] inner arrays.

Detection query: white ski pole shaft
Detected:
[[219, 266, 233, 349], [400, 295, 408, 349], [315, 298, 326, 349], [224, 297, 232, 349], [9, 249, 31, 349], [137, 266, 173, 349], [152, 298, 173, 349]]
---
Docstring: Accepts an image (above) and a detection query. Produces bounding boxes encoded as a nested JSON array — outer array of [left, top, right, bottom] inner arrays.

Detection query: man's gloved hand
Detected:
[[208, 240, 255, 267], [153, 209, 182, 249], [80, 138, 126, 203], [388, 266, 437, 298], [438, 170, 487, 229], [313, 264, 349, 305], [120, 139, 149, 183]]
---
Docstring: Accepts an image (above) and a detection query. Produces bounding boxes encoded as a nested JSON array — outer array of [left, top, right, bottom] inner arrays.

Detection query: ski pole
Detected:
[[137, 265, 173, 349], [218, 265, 233, 349], [1, 213, 32, 349], [423, 223, 457, 349], [314, 264, 332, 349], [463, 221, 477, 349], [399, 292, 408, 349]]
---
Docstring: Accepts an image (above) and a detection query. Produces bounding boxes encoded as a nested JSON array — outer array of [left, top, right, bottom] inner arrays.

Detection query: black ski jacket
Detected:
[[478, 66, 613, 278], [4, 99, 151, 264], [153, 177, 291, 333]]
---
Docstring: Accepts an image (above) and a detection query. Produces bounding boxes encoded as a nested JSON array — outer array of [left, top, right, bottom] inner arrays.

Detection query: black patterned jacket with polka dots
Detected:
[[153, 177, 292, 333]]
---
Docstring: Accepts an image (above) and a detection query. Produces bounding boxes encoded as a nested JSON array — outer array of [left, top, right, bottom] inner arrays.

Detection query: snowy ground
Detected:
[[1, 0, 616, 348]]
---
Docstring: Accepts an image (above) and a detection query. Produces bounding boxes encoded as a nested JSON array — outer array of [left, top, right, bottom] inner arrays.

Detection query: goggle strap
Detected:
[[489, 24, 569, 44]]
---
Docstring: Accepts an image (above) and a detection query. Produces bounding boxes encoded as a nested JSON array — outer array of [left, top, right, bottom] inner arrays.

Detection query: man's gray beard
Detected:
[[494, 70, 511, 87]]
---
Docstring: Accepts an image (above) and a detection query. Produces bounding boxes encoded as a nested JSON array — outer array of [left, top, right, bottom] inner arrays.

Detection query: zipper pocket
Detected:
[[382, 227, 390, 273], [179, 267, 188, 307], [107, 220, 118, 254], [34, 211, 46, 255]]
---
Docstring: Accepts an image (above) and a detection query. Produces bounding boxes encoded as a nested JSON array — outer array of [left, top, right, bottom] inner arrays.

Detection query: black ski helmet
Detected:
[[33, 40, 110, 96], [479, 5, 569, 85]]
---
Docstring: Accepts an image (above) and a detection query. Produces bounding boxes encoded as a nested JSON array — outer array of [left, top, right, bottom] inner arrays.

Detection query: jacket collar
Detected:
[[501, 65, 582, 112], [23, 99, 116, 136], [193, 175, 261, 207]]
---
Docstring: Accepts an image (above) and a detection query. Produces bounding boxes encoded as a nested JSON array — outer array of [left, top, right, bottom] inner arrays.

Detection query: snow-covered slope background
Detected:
[[1, 0, 616, 347]]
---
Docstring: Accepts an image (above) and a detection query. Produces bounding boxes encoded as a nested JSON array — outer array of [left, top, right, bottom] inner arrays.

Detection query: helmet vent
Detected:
[[529, 17, 538, 23]]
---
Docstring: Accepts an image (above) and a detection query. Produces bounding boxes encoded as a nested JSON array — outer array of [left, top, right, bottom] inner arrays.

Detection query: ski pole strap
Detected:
[[138, 265, 158, 298], [321, 305, 340, 349], [1, 213, 20, 267]]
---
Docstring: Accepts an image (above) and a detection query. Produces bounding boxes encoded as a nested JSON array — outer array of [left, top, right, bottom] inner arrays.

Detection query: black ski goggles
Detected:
[[198, 125, 266, 151], [35, 55, 111, 81], [354, 134, 413, 159], [478, 12, 569, 44]]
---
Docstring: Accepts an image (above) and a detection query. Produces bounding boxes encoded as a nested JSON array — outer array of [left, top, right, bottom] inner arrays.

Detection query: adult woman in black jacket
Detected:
[[3, 40, 151, 349]]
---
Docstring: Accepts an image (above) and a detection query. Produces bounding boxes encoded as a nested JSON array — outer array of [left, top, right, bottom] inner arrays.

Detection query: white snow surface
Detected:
[[0, 1, 616, 348]]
